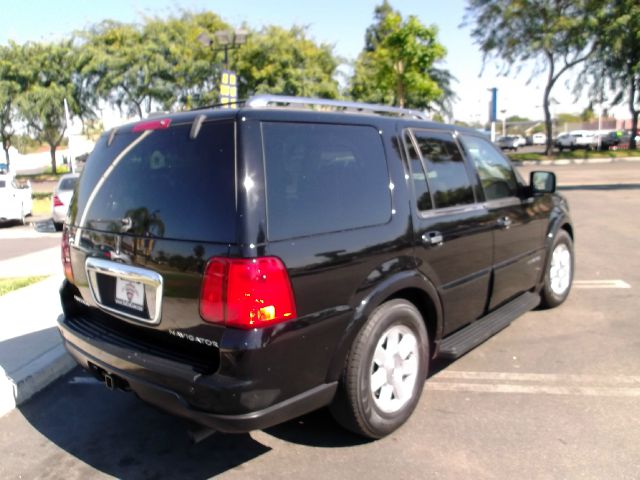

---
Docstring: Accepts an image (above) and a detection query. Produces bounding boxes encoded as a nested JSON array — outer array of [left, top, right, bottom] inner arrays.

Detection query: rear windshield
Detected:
[[73, 121, 236, 242], [58, 177, 78, 191]]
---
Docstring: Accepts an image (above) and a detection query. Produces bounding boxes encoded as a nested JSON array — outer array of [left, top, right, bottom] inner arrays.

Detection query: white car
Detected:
[[0, 173, 33, 224], [531, 133, 546, 145], [513, 135, 527, 147], [570, 130, 598, 150], [555, 132, 576, 151], [52, 173, 80, 228]]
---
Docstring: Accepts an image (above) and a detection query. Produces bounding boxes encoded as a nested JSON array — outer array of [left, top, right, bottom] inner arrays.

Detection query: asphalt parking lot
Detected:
[[0, 162, 638, 479]]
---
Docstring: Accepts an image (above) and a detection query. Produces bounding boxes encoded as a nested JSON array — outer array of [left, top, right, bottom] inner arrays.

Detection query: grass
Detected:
[[16, 164, 71, 182], [32, 195, 52, 216], [508, 148, 640, 162], [0, 276, 49, 296]]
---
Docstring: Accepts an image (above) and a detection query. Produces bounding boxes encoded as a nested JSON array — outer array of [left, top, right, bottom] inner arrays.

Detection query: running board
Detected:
[[439, 292, 540, 360]]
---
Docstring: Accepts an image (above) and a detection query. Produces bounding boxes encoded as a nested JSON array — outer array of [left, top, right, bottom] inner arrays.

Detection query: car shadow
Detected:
[[18, 369, 368, 478], [18, 369, 271, 479]]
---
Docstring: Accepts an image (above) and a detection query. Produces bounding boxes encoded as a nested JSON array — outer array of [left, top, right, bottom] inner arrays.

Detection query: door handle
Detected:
[[422, 231, 444, 246], [497, 216, 512, 229]]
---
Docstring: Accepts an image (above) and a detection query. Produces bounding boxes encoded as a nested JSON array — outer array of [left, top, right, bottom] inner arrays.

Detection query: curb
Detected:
[[0, 343, 76, 417], [512, 156, 640, 166]]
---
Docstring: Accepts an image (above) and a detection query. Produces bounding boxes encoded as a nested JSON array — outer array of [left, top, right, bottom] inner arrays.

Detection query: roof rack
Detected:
[[245, 95, 429, 120]]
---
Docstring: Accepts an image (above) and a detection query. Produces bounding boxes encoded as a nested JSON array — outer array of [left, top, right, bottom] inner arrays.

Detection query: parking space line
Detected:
[[573, 279, 631, 289], [434, 371, 640, 385], [427, 382, 640, 397], [429, 371, 640, 397]]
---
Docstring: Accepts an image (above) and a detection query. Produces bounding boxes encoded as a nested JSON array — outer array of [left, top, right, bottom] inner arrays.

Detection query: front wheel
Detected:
[[330, 299, 429, 438], [540, 230, 574, 308]]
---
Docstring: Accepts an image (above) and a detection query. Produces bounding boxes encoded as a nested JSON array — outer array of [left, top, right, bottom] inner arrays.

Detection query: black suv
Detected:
[[57, 96, 574, 439]]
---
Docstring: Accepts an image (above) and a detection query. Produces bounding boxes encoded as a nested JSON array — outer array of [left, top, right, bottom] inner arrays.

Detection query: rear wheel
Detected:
[[540, 230, 574, 308], [330, 299, 429, 438]]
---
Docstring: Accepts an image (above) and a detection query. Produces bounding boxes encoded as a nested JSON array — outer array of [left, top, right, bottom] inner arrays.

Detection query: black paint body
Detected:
[[57, 107, 572, 432]]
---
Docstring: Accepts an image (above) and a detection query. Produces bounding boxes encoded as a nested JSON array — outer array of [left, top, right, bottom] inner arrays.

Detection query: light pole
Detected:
[[198, 29, 248, 107], [500, 109, 507, 137]]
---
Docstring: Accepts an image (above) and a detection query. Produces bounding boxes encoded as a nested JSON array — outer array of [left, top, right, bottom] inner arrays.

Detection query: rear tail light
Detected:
[[61, 228, 74, 282], [53, 195, 64, 207], [200, 257, 297, 329]]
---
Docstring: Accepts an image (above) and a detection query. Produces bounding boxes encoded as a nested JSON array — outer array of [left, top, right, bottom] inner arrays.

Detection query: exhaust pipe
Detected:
[[103, 373, 116, 390]]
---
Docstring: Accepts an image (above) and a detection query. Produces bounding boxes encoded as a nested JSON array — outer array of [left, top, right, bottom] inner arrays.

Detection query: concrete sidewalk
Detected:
[[0, 248, 75, 417]]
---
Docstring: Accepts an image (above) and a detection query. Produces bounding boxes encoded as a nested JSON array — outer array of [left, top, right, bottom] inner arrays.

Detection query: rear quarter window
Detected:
[[262, 122, 391, 240]]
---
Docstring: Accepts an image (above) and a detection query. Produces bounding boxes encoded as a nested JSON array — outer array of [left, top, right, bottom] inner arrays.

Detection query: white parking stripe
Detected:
[[434, 371, 640, 385], [573, 279, 631, 289], [429, 371, 640, 397], [427, 382, 640, 397]]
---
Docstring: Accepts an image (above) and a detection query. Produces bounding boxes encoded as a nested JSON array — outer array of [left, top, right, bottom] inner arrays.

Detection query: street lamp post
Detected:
[[198, 29, 248, 107], [500, 109, 507, 137]]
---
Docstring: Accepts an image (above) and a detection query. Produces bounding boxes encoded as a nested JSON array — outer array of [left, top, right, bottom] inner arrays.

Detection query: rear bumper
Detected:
[[57, 311, 341, 432], [61, 331, 336, 432]]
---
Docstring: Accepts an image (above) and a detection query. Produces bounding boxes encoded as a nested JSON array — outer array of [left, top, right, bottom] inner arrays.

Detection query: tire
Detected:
[[330, 299, 429, 438], [540, 230, 574, 308]]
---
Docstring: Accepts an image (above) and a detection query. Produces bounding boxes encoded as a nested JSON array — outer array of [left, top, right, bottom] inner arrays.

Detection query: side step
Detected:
[[439, 292, 540, 360]]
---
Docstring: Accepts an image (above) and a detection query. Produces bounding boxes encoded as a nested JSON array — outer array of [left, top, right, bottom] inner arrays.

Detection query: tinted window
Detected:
[[0, 181, 5, 188], [413, 131, 474, 209], [458, 135, 518, 200], [74, 121, 236, 242], [263, 122, 391, 240], [58, 177, 78, 191], [404, 133, 432, 211]]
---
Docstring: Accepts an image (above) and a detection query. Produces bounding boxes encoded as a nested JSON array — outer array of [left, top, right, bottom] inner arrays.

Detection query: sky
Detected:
[[0, 0, 616, 123]]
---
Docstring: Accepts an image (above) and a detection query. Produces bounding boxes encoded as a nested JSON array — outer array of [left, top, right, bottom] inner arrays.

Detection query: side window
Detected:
[[413, 130, 475, 209], [458, 135, 518, 201], [404, 133, 432, 211], [263, 122, 391, 240]]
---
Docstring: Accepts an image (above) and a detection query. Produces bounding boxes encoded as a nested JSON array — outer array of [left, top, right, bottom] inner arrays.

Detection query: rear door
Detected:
[[67, 119, 237, 338], [407, 129, 494, 336], [457, 134, 545, 309]]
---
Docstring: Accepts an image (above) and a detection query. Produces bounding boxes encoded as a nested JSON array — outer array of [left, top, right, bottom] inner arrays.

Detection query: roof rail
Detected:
[[245, 95, 429, 120]]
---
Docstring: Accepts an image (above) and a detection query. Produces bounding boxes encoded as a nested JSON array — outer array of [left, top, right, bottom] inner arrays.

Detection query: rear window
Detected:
[[58, 177, 78, 191], [262, 122, 391, 240], [73, 121, 236, 242]]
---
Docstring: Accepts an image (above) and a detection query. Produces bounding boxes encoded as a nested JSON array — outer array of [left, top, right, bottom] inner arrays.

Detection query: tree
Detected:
[[234, 26, 339, 99], [17, 41, 87, 173], [80, 21, 163, 118], [0, 43, 28, 168], [581, 0, 640, 149], [465, 0, 603, 154], [142, 12, 231, 110], [351, 2, 453, 112]]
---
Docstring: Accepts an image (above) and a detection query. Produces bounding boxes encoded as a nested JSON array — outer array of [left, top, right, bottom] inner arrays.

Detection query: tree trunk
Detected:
[[3, 147, 9, 170], [629, 74, 638, 150], [50, 145, 57, 174], [543, 85, 554, 156]]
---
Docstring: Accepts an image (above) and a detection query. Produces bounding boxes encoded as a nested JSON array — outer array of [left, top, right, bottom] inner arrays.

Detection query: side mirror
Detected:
[[530, 171, 556, 195]]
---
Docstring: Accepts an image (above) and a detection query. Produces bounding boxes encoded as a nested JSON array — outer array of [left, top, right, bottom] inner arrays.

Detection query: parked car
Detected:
[[513, 134, 527, 147], [555, 132, 577, 151], [0, 173, 32, 224], [531, 133, 546, 145], [57, 95, 574, 439], [570, 130, 598, 150], [52, 173, 79, 229], [496, 135, 520, 151], [601, 129, 640, 150]]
